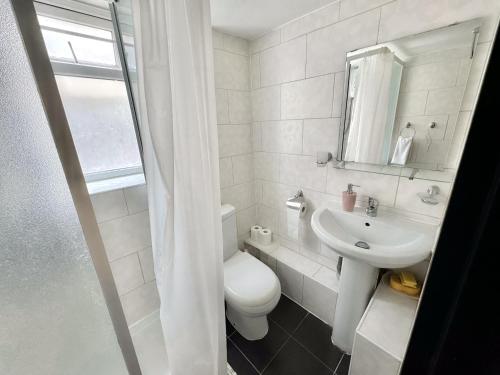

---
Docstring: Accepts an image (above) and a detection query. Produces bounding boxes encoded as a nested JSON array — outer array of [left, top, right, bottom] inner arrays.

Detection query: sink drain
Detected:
[[355, 241, 370, 249]]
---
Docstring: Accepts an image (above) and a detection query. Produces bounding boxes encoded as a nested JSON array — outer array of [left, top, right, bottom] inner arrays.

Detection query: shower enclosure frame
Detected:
[[8, 1, 142, 374]]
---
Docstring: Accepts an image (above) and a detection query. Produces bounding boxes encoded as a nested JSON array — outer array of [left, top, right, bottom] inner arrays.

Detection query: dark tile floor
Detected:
[[226, 295, 350, 375]]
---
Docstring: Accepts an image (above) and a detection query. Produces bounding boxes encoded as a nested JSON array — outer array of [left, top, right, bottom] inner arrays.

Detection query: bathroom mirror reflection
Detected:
[[338, 19, 482, 171]]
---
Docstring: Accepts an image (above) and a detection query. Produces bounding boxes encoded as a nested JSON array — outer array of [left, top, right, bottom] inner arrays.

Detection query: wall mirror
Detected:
[[337, 19, 482, 171]]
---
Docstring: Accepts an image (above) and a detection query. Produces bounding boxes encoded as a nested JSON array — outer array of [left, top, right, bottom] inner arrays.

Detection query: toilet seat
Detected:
[[224, 251, 281, 315]]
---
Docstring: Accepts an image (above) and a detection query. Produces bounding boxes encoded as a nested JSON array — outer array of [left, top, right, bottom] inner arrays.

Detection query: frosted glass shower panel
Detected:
[[0, 2, 128, 375]]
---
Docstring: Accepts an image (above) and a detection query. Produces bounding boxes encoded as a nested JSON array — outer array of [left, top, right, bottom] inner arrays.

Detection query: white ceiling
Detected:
[[210, 0, 335, 40], [66, 0, 336, 40]]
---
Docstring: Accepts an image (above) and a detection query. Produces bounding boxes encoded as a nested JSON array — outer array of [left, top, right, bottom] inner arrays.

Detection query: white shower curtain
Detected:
[[345, 51, 396, 164], [131, 1, 226, 374]]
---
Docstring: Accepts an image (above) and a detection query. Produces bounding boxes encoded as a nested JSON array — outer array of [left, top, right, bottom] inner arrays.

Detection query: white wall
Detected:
[[91, 185, 159, 326], [215, 0, 499, 271], [213, 31, 258, 248]]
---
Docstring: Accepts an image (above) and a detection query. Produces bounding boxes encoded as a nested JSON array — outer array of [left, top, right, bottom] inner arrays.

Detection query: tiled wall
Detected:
[[213, 31, 258, 248], [246, 0, 499, 270], [90, 184, 159, 326], [394, 45, 472, 169]]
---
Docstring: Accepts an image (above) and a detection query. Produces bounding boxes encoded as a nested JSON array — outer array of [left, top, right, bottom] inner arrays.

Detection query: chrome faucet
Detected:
[[366, 197, 379, 217]]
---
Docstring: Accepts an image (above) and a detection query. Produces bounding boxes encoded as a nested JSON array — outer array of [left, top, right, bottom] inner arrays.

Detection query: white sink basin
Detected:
[[311, 203, 435, 268], [310, 202, 437, 353]]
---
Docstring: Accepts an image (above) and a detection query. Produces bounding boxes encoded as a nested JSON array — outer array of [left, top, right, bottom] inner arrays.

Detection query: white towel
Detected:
[[391, 135, 413, 166]]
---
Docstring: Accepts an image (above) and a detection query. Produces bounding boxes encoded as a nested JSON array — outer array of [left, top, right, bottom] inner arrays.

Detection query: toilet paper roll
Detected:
[[250, 225, 262, 241], [286, 203, 305, 241], [258, 228, 273, 245]]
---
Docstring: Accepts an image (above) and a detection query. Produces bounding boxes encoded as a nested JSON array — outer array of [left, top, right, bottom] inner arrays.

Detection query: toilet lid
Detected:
[[224, 251, 280, 308]]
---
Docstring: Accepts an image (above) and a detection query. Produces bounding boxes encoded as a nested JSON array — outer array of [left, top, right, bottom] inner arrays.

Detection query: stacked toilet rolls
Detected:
[[250, 225, 272, 245]]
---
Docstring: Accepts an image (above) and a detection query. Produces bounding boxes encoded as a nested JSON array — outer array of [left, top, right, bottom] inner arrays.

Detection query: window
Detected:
[[37, 10, 142, 184]]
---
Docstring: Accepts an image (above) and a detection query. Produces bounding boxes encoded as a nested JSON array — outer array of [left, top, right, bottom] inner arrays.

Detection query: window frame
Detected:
[[36, 2, 144, 189]]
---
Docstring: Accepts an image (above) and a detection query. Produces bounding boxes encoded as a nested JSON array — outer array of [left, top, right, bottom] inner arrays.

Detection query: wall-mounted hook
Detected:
[[429, 122, 437, 129]]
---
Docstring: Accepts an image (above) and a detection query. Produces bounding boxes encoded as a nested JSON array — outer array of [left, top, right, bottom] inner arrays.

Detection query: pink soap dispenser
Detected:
[[342, 183, 359, 212]]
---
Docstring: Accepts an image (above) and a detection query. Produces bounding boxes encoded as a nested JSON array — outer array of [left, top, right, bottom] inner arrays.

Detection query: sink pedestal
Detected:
[[332, 257, 378, 353]]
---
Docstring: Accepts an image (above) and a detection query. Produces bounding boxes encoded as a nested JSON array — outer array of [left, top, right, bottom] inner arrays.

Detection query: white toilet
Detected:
[[222, 204, 281, 340]]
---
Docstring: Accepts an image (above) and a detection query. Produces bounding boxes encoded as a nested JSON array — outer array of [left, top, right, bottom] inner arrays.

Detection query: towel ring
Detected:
[[399, 122, 416, 137]]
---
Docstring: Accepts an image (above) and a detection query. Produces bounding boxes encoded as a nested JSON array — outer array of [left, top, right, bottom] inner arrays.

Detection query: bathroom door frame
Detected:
[[401, 24, 500, 375], [9, 1, 142, 374]]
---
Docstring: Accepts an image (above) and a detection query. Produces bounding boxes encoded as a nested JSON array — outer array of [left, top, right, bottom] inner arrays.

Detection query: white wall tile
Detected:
[[258, 250, 278, 272], [232, 154, 254, 184], [215, 89, 229, 124], [228, 90, 252, 124], [99, 211, 152, 261], [212, 30, 224, 49], [276, 261, 303, 303], [110, 253, 145, 295], [281, 75, 334, 119], [280, 154, 328, 192], [214, 50, 249, 90], [250, 53, 261, 89], [396, 91, 428, 117], [282, 2, 340, 41], [395, 178, 451, 217], [256, 204, 280, 233], [254, 152, 279, 182], [260, 36, 306, 86], [303, 118, 340, 156], [379, 0, 500, 43], [326, 168, 399, 206], [219, 157, 234, 188], [350, 334, 401, 375], [223, 34, 249, 56], [221, 182, 254, 211], [401, 60, 460, 92], [254, 180, 263, 203], [297, 217, 322, 256], [314, 266, 339, 291], [251, 86, 281, 121], [302, 275, 337, 325], [252, 123, 263, 151], [120, 281, 160, 326], [250, 30, 281, 53], [425, 86, 464, 115], [261, 120, 303, 154], [306, 9, 379, 77], [91, 189, 128, 223], [261, 182, 296, 209], [236, 206, 257, 237], [274, 246, 322, 276], [218, 125, 252, 157], [124, 184, 148, 215], [138, 247, 155, 283]]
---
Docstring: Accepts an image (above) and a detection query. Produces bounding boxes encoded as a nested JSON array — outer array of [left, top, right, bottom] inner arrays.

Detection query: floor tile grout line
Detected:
[[258, 334, 293, 375], [332, 353, 345, 374], [291, 312, 310, 334], [289, 335, 341, 373], [227, 336, 261, 375], [268, 310, 309, 336]]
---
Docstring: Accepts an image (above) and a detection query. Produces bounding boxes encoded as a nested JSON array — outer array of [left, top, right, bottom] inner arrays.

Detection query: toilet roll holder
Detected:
[[286, 190, 307, 217]]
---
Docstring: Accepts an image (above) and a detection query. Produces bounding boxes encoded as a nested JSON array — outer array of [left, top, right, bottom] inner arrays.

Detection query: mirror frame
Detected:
[[336, 19, 482, 171]]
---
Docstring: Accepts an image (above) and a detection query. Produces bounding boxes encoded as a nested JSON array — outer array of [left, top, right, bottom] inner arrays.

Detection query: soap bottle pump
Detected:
[[342, 183, 359, 212]]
